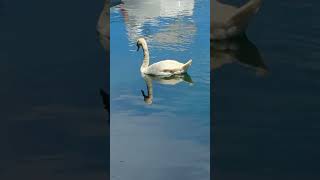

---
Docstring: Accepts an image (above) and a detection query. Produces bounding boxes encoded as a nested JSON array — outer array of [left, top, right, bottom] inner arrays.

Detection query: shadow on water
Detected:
[[141, 73, 193, 105]]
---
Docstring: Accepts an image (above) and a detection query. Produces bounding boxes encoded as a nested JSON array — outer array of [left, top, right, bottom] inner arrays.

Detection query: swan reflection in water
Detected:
[[211, 34, 268, 76], [211, 0, 267, 75], [211, 35, 268, 125], [141, 73, 193, 105]]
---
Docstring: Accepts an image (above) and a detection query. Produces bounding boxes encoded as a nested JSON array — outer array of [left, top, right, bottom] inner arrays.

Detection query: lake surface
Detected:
[[2, 0, 319, 179], [0, 0, 108, 179], [213, 0, 320, 179], [110, 0, 210, 179]]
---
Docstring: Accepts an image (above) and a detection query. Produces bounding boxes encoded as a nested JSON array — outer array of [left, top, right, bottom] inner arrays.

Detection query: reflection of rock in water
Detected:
[[211, 34, 268, 76], [118, 0, 196, 50], [141, 73, 193, 104]]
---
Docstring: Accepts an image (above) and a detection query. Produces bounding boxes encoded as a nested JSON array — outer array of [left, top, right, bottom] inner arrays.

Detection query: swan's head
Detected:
[[136, 38, 147, 51], [141, 90, 152, 104]]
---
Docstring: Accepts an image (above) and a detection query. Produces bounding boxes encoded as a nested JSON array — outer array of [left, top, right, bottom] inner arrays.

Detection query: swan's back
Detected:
[[145, 60, 191, 76]]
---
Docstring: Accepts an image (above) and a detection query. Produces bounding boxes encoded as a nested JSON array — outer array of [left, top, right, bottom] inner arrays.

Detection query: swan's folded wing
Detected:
[[145, 60, 184, 76]]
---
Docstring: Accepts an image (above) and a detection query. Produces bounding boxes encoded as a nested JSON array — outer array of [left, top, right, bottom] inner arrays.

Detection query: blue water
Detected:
[[110, 0, 210, 179], [213, 0, 320, 179], [2, 0, 319, 179]]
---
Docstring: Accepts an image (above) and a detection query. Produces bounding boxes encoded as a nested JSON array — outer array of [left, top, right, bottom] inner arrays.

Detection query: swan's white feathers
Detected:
[[143, 60, 192, 76], [137, 38, 192, 76]]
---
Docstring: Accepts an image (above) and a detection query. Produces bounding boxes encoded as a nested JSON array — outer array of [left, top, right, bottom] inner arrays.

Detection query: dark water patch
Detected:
[[213, 0, 320, 179], [0, 0, 108, 179]]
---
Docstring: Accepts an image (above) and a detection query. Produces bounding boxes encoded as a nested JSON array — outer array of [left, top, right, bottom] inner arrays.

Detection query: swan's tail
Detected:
[[227, 0, 262, 28], [239, 0, 261, 14], [182, 59, 192, 72]]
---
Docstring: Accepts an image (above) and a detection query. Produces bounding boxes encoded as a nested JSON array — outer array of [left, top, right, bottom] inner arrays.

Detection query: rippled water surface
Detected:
[[213, 0, 320, 179], [110, 0, 210, 179]]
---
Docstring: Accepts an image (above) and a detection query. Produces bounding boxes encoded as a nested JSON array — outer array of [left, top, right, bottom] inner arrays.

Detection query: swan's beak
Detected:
[[141, 90, 146, 97], [136, 43, 140, 51], [141, 90, 152, 104]]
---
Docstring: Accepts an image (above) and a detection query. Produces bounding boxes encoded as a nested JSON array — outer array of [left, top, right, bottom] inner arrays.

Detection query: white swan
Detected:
[[211, 0, 262, 40], [141, 73, 193, 104], [136, 38, 192, 76]]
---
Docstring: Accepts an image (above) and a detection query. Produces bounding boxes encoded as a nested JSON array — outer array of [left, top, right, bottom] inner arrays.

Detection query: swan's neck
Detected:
[[140, 43, 150, 69]]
